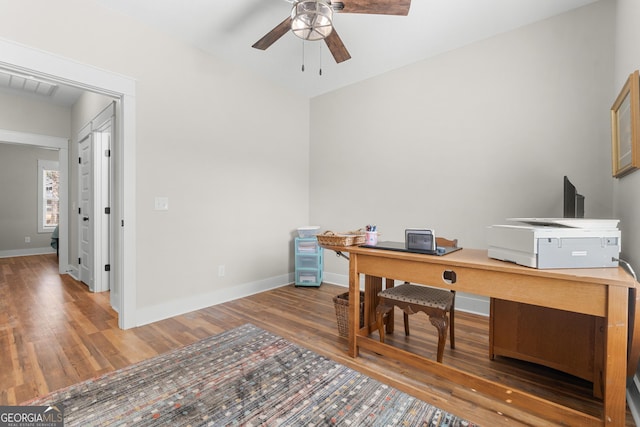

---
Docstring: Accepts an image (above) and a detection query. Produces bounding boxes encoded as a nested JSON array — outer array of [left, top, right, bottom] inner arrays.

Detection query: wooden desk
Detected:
[[322, 245, 636, 426], [490, 298, 606, 398]]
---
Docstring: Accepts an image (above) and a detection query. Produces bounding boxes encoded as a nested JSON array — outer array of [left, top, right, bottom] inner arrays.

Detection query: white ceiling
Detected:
[[0, 0, 600, 105], [94, 0, 599, 98]]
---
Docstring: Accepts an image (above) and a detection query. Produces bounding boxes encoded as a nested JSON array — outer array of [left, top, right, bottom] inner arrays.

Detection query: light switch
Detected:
[[154, 196, 169, 211]]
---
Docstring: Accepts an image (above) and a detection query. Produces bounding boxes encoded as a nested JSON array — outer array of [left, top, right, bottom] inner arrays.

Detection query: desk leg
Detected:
[[348, 253, 359, 358], [385, 278, 395, 334], [604, 285, 628, 426]]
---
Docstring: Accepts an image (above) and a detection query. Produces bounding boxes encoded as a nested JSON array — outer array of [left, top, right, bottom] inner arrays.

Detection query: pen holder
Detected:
[[365, 231, 378, 246]]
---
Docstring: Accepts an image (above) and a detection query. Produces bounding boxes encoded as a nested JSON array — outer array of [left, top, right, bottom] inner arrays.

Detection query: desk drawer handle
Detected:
[[442, 270, 456, 284]]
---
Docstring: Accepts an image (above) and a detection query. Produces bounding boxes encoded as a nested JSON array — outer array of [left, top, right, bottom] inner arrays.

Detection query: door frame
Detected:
[[93, 105, 115, 295], [0, 37, 138, 329]]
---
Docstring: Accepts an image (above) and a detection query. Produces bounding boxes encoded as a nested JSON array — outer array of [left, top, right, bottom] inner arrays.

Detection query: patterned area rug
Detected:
[[26, 324, 478, 426]]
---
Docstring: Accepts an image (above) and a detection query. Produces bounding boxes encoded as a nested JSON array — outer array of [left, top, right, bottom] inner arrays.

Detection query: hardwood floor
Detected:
[[0, 254, 635, 426]]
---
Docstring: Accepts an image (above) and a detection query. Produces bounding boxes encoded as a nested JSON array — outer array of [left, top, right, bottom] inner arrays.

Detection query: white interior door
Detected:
[[78, 130, 94, 290], [77, 103, 115, 297]]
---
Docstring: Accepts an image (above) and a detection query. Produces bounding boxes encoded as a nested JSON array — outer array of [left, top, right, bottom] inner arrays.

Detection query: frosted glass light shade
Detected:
[[291, 1, 333, 41]]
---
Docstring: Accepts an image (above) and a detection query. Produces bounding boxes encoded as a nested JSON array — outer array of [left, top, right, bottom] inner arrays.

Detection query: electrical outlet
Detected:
[[218, 265, 225, 277], [25, 236, 31, 243]]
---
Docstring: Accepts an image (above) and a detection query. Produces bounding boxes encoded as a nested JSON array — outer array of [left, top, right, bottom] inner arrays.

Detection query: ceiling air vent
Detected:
[[0, 69, 58, 98]]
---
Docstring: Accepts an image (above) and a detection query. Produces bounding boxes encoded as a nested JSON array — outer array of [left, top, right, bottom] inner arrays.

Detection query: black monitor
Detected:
[[563, 176, 584, 218]]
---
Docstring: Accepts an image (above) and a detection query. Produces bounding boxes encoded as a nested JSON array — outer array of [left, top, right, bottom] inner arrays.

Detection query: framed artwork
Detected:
[[611, 70, 640, 178]]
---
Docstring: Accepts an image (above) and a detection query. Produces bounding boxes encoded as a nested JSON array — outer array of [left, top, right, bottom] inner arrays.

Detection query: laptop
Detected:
[[361, 241, 462, 256]]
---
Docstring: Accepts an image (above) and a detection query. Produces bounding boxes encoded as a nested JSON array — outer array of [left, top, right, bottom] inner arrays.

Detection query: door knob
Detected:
[[83, 216, 89, 221]]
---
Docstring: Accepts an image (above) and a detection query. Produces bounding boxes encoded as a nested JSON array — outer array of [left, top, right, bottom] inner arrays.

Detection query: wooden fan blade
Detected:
[[335, 0, 411, 16], [324, 29, 351, 63], [252, 16, 292, 50]]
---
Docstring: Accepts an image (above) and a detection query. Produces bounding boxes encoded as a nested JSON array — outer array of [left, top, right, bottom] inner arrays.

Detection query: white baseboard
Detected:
[[0, 247, 56, 258], [65, 265, 80, 281], [135, 273, 295, 327], [322, 272, 490, 317]]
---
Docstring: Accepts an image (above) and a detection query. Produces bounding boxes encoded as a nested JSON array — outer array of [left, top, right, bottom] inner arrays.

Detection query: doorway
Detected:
[[0, 38, 137, 329], [0, 131, 69, 270]]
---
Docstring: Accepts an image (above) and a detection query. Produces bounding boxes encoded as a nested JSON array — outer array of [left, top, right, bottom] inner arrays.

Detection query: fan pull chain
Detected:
[[301, 40, 305, 72], [319, 45, 322, 76]]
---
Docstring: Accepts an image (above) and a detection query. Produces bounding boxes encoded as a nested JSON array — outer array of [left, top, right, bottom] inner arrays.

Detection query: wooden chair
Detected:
[[375, 237, 457, 363]]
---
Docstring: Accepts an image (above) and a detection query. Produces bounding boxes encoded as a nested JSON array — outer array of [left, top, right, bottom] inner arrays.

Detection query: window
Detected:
[[38, 159, 59, 233]]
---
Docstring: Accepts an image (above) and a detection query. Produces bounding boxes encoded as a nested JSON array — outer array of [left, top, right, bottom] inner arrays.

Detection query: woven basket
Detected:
[[317, 230, 365, 247], [333, 291, 365, 338]]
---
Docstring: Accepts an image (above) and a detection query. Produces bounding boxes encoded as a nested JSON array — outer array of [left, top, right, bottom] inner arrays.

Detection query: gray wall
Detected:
[[0, 90, 70, 137], [0, 143, 59, 253], [310, 1, 615, 311], [614, 0, 640, 274]]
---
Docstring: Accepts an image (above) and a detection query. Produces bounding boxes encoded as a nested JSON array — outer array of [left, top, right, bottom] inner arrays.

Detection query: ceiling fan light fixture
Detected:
[[291, 0, 333, 41]]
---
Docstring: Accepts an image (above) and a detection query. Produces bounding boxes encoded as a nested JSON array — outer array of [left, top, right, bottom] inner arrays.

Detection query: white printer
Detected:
[[487, 218, 621, 269]]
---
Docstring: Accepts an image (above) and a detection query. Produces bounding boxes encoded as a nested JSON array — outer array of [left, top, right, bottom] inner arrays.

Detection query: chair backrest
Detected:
[[436, 237, 458, 248]]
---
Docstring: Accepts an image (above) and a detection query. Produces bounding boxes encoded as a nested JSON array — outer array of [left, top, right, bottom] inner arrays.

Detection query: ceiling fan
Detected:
[[252, 0, 411, 64]]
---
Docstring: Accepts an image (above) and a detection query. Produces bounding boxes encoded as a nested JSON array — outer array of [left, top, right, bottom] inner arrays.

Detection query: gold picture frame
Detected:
[[611, 70, 640, 178]]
